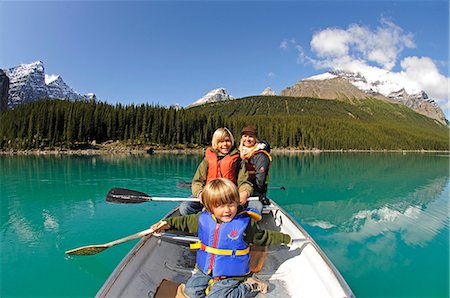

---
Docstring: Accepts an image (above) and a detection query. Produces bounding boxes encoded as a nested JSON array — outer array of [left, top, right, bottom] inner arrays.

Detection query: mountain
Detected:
[[46, 75, 95, 102], [261, 87, 276, 96], [280, 75, 378, 101], [281, 71, 447, 125], [0, 69, 9, 112], [187, 88, 234, 107], [2, 61, 94, 109]]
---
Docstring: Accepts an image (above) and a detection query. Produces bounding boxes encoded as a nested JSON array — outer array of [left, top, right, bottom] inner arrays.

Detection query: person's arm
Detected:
[[236, 159, 253, 204], [252, 153, 270, 192], [191, 158, 208, 198], [152, 213, 200, 234], [244, 219, 291, 246]]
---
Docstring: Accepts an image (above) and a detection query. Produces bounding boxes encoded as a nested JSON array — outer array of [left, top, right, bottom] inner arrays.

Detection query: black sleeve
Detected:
[[251, 153, 270, 191]]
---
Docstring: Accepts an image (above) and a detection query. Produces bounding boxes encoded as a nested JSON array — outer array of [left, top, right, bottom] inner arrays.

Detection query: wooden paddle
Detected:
[[106, 187, 259, 204], [176, 182, 286, 191], [65, 227, 156, 256]]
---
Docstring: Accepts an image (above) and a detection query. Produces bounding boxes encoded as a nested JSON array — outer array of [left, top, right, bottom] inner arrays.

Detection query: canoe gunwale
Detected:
[[269, 201, 355, 298]]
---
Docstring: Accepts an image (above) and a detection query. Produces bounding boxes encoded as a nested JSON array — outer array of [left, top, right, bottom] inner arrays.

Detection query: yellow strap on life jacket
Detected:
[[190, 241, 250, 256], [238, 210, 262, 221]]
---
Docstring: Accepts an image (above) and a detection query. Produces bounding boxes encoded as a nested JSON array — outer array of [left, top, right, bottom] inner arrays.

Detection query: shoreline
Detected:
[[1, 147, 448, 156]]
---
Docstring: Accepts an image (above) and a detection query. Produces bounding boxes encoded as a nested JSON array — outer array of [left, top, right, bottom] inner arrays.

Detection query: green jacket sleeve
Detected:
[[244, 219, 291, 246], [165, 213, 200, 234], [191, 158, 208, 197], [236, 158, 253, 196]]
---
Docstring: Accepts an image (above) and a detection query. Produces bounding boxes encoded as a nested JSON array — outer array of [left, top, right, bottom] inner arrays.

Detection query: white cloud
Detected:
[[280, 39, 289, 50], [310, 18, 415, 70], [400, 56, 449, 99], [268, 72, 276, 78], [283, 18, 449, 116], [311, 28, 350, 58]]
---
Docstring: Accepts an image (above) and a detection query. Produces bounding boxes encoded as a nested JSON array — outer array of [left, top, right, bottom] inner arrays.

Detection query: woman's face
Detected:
[[241, 134, 256, 148], [217, 136, 232, 154]]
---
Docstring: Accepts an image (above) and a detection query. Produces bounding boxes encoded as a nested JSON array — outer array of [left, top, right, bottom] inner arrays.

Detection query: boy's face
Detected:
[[212, 202, 238, 222], [217, 136, 232, 154]]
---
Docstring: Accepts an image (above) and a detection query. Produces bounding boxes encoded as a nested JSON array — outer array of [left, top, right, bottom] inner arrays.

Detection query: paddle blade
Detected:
[[106, 188, 151, 204], [65, 245, 108, 256], [176, 182, 192, 189]]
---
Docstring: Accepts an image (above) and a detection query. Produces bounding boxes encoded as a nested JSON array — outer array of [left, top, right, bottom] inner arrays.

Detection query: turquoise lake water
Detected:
[[1, 153, 449, 297]]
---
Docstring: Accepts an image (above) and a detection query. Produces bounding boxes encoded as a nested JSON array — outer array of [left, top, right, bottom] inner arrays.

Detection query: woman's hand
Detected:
[[197, 191, 203, 204], [151, 220, 170, 233], [239, 191, 249, 205]]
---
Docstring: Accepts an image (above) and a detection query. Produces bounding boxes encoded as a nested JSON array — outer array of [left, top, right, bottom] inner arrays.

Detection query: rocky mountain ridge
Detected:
[[2, 61, 94, 109], [2, 61, 446, 125], [281, 71, 447, 125]]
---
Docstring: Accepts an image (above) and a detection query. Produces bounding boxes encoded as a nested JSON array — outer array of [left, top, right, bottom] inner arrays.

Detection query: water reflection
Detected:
[[343, 190, 449, 247], [0, 154, 201, 262], [1, 153, 448, 297], [271, 152, 449, 289], [274, 153, 449, 242]]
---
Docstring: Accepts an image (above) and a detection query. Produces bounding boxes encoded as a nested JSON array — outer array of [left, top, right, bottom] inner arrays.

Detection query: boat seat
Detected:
[[154, 279, 187, 298]]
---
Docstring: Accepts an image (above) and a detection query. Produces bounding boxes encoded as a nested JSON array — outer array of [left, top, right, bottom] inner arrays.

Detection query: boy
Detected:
[[151, 178, 291, 297]]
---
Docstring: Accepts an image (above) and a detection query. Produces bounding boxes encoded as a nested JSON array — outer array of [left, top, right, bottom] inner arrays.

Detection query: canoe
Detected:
[[97, 200, 355, 298]]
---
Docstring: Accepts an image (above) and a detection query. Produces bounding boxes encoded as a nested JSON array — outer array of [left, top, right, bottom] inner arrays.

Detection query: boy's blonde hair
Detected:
[[202, 178, 239, 213], [211, 127, 234, 150]]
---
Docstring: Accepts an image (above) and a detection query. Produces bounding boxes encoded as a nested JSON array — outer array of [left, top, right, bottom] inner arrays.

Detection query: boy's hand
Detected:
[[289, 238, 306, 247], [151, 220, 170, 233]]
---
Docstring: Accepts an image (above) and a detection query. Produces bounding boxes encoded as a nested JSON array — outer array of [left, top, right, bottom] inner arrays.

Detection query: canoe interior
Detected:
[[97, 202, 354, 298]]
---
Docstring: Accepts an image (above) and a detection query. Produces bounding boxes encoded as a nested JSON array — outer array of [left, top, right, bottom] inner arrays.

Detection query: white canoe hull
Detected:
[[97, 201, 354, 298]]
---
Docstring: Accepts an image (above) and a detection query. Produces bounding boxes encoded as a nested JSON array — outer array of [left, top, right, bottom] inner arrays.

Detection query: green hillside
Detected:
[[0, 96, 448, 151], [189, 96, 449, 150]]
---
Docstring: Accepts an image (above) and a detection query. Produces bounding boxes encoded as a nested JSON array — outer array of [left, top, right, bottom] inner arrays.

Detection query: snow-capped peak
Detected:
[[305, 72, 338, 81], [329, 70, 422, 98], [188, 88, 234, 107], [261, 87, 276, 96], [3, 61, 95, 109], [45, 74, 60, 85]]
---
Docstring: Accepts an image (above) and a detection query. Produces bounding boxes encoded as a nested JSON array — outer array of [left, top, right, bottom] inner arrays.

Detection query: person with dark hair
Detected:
[[238, 126, 272, 212]]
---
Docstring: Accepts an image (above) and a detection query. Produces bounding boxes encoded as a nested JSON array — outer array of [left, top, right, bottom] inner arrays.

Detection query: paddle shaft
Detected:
[[176, 182, 285, 191], [106, 187, 259, 204], [65, 227, 156, 255], [106, 227, 155, 246]]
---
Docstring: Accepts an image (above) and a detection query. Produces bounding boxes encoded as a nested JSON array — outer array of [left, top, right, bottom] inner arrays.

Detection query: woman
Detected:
[[239, 126, 272, 211], [179, 127, 253, 215]]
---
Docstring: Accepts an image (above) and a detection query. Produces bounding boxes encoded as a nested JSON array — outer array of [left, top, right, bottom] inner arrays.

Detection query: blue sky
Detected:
[[1, 1, 449, 118]]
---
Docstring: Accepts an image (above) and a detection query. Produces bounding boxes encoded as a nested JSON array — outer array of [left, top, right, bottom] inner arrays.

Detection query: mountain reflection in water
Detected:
[[268, 152, 449, 297]]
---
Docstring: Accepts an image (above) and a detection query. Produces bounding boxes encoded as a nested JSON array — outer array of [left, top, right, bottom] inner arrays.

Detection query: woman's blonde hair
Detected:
[[211, 127, 234, 150], [202, 178, 239, 212]]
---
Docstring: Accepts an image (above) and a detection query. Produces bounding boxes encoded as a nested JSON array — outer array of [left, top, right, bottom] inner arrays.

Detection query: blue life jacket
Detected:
[[190, 208, 262, 278]]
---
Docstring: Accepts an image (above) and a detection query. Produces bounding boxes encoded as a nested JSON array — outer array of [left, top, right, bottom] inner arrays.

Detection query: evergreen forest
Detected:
[[0, 96, 448, 151]]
